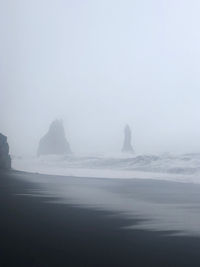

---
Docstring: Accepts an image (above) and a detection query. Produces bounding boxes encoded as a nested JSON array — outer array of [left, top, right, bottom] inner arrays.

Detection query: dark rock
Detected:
[[37, 120, 71, 156], [122, 125, 134, 153], [0, 133, 11, 169]]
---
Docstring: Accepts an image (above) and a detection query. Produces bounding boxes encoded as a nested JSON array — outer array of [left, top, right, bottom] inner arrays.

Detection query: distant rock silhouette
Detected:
[[122, 125, 134, 153], [0, 133, 11, 169], [37, 120, 71, 156]]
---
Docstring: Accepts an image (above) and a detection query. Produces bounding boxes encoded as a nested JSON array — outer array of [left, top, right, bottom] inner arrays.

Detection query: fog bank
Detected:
[[1, 0, 200, 155]]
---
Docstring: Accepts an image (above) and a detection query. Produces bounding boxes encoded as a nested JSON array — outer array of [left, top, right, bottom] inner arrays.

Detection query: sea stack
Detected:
[[37, 120, 71, 156], [122, 124, 134, 153], [0, 133, 11, 169]]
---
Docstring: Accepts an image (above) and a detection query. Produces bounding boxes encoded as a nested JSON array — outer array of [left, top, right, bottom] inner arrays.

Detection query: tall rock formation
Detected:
[[122, 124, 134, 153], [0, 133, 11, 169], [37, 120, 71, 156]]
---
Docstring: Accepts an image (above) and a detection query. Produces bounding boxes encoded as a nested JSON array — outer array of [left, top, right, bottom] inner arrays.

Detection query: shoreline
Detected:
[[12, 156, 200, 184], [1, 170, 200, 266]]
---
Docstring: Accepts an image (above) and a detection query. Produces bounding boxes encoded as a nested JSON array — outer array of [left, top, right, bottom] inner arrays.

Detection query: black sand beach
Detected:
[[1, 170, 200, 267]]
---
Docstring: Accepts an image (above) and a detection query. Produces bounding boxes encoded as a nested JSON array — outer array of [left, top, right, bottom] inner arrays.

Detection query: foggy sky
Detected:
[[1, 0, 200, 155]]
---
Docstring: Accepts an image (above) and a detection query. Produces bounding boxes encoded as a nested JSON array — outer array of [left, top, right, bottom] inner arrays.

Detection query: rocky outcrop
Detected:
[[37, 120, 71, 156], [0, 133, 11, 169], [122, 125, 134, 153]]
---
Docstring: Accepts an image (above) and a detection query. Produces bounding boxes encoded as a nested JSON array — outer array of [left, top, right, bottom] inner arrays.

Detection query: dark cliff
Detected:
[[0, 133, 11, 169]]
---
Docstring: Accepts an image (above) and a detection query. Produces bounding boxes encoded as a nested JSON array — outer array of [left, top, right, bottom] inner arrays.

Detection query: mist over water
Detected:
[[1, 0, 200, 156], [3, 3, 200, 267]]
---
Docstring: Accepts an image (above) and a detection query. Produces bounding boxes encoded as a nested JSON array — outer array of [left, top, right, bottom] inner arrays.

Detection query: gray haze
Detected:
[[1, 0, 200, 155]]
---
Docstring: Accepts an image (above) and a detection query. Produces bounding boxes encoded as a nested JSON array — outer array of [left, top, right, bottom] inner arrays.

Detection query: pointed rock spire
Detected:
[[37, 120, 71, 156], [122, 124, 134, 153]]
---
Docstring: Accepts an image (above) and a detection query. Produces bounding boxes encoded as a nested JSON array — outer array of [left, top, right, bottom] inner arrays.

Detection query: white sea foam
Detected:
[[12, 153, 200, 184]]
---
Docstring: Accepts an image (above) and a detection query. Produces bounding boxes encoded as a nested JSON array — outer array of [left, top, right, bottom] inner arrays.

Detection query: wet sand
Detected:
[[1, 170, 200, 267]]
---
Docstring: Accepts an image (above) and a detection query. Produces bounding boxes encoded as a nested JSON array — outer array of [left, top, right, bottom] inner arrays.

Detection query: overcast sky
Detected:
[[1, 0, 200, 155]]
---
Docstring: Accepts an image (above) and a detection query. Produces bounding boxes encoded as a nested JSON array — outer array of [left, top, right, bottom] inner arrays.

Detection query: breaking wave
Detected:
[[12, 153, 200, 184]]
